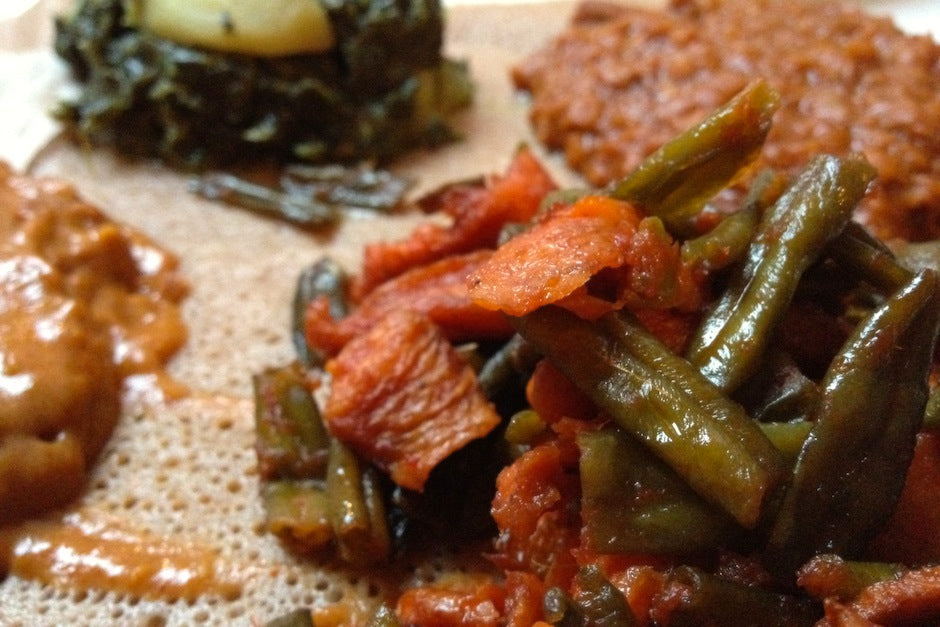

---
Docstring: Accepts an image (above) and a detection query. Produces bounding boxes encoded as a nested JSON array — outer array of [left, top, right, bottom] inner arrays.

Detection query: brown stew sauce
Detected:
[[0, 162, 198, 598]]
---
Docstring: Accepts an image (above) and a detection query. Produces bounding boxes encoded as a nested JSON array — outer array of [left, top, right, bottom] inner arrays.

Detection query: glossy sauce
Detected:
[[0, 162, 189, 523], [1, 511, 243, 601]]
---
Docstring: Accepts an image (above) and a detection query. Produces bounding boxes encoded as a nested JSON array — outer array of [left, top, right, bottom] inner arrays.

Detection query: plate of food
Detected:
[[0, 0, 938, 625]]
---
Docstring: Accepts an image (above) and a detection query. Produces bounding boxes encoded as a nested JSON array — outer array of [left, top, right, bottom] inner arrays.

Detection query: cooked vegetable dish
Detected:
[[53, 0, 473, 169], [256, 80, 940, 625], [513, 0, 940, 243], [0, 161, 188, 526]]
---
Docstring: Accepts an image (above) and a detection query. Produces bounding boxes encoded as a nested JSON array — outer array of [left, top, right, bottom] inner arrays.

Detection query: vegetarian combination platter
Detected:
[[0, 0, 939, 625]]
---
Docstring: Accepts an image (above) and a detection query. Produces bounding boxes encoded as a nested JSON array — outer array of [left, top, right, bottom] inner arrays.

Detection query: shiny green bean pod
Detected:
[[766, 269, 940, 577], [292, 257, 350, 367], [658, 566, 820, 627], [680, 169, 783, 272], [261, 480, 333, 553], [579, 426, 733, 555], [734, 349, 820, 425], [686, 154, 876, 393], [504, 409, 547, 445], [253, 363, 331, 481], [513, 306, 786, 528], [758, 420, 813, 466], [543, 565, 637, 627], [325, 438, 391, 565], [281, 162, 412, 213], [826, 221, 913, 294], [923, 385, 940, 430], [475, 333, 541, 401], [607, 79, 780, 235]]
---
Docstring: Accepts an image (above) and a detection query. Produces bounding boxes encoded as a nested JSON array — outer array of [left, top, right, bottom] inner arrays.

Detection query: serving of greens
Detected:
[[53, 0, 473, 170], [253, 80, 940, 624]]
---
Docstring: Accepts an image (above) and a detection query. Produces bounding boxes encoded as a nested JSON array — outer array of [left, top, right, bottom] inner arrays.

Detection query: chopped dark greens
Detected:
[[54, 0, 473, 170], [189, 163, 412, 228]]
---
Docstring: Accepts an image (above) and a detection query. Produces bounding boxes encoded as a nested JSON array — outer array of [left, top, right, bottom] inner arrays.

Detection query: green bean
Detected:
[[543, 565, 637, 626], [253, 364, 331, 481], [686, 155, 876, 393], [538, 187, 593, 214], [475, 333, 541, 401], [680, 169, 783, 272], [261, 480, 333, 553], [766, 269, 940, 577], [607, 80, 780, 235], [513, 306, 786, 528], [923, 384, 940, 430], [825, 221, 913, 294], [504, 409, 547, 445], [658, 566, 820, 627], [579, 426, 732, 554], [758, 420, 813, 466], [734, 350, 821, 425], [292, 258, 350, 367], [326, 438, 391, 565]]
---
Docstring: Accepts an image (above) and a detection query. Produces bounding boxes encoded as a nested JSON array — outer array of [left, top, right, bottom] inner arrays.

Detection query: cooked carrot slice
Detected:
[[323, 309, 501, 492], [869, 431, 940, 564], [396, 574, 506, 627], [823, 566, 940, 626], [504, 571, 547, 627], [525, 359, 596, 424], [469, 194, 707, 319], [490, 439, 581, 588], [609, 565, 669, 627], [306, 250, 513, 355], [357, 147, 557, 296], [469, 195, 644, 317]]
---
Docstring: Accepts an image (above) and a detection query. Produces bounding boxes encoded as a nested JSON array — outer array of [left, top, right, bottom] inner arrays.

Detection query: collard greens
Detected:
[[54, 0, 473, 169]]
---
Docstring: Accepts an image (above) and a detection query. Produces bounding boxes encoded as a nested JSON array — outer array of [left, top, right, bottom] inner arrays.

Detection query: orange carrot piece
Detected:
[[358, 147, 557, 295], [504, 571, 548, 627], [468, 195, 645, 317], [525, 359, 597, 424], [306, 250, 513, 355], [396, 574, 506, 627], [323, 310, 500, 492], [869, 431, 940, 565], [490, 439, 581, 588], [468, 194, 706, 320], [608, 566, 669, 627], [824, 566, 940, 626], [819, 599, 879, 627]]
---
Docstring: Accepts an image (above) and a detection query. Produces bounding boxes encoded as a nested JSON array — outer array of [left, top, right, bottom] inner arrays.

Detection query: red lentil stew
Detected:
[[513, 0, 940, 243]]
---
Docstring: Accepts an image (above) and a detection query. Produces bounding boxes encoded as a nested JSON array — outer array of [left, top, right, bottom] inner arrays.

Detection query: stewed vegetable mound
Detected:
[[0, 162, 188, 526], [256, 81, 940, 626], [54, 0, 473, 169]]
